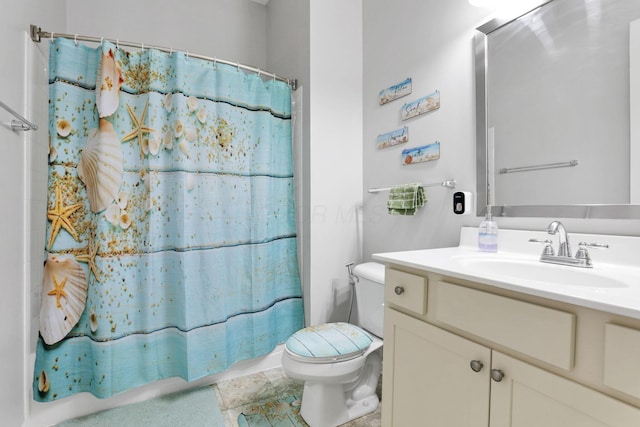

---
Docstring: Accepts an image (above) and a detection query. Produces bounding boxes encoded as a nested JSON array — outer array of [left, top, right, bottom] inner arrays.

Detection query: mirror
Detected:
[[476, 0, 640, 218]]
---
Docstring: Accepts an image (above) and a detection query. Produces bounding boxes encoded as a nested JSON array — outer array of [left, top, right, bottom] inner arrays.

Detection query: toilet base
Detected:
[[299, 383, 380, 427], [298, 350, 382, 427]]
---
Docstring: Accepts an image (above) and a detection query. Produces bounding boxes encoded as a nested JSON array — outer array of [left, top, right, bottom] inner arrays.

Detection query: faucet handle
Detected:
[[575, 242, 609, 263], [578, 242, 609, 249], [529, 238, 555, 256]]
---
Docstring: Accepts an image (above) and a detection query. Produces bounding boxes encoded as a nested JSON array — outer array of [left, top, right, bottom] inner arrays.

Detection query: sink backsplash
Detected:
[[458, 227, 640, 268]]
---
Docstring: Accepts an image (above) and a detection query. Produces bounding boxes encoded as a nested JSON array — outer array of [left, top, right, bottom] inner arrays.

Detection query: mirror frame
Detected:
[[475, 1, 640, 219]]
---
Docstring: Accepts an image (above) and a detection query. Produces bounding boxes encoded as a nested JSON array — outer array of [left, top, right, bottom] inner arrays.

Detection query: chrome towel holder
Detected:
[[499, 160, 579, 174], [368, 179, 456, 193]]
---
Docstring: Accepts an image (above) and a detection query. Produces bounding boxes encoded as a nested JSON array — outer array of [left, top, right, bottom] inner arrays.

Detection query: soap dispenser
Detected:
[[478, 206, 498, 252]]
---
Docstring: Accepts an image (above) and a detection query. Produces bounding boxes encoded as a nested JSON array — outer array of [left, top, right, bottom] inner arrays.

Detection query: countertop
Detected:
[[373, 227, 640, 320]]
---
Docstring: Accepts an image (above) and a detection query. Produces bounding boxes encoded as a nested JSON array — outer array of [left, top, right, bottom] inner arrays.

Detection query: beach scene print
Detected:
[[402, 141, 440, 165], [377, 126, 409, 150], [401, 90, 440, 121], [379, 77, 412, 105]]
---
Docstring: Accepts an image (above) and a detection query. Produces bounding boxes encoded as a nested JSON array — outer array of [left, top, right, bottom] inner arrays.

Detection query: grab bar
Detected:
[[0, 99, 38, 131]]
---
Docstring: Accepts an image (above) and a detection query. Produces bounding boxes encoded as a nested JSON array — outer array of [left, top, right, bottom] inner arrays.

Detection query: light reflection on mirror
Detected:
[[475, 0, 640, 219]]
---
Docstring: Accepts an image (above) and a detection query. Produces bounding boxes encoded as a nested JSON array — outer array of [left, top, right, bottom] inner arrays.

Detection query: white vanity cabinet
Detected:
[[382, 307, 491, 426], [381, 267, 640, 427], [490, 351, 640, 427]]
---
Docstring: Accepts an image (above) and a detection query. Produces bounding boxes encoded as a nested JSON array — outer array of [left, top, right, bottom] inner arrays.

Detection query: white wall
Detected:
[[268, 0, 363, 326], [0, 3, 65, 427], [308, 0, 363, 325], [266, 0, 312, 325], [66, 0, 268, 69], [362, 0, 640, 261], [363, 0, 489, 257]]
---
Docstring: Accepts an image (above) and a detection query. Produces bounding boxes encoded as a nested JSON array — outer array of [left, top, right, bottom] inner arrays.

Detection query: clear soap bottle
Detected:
[[478, 208, 498, 252]]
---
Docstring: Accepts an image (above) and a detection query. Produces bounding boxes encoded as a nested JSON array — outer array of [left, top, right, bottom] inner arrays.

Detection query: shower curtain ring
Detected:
[[141, 42, 144, 52], [116, 39, 120, 49], [100, 37, 104, 45], [213, 57, 217, 70], [257, 68, 261, 77], [185, 51, 189, 62], [50, 32, 54, 42], [74, 34, 78, 46], [169, 47, 173, 57]]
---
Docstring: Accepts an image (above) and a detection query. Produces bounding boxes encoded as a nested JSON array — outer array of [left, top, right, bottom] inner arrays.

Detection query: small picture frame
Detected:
[[401, 90, 440, 121], [401, 141, 440, 165], [379, 78, 412, 105], [377, 126, 409, 150]]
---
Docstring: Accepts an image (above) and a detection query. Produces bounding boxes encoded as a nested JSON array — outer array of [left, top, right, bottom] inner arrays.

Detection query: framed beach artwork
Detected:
[[379, 77, 412, 105], [377, 126, 409, 150], [401, 90, 440, 121], [402, 141, 440, 165]]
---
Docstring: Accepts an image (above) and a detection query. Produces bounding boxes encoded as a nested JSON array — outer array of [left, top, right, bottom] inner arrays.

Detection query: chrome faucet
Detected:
[[528, 221, 609, 268], [547, 221, 571, 257]]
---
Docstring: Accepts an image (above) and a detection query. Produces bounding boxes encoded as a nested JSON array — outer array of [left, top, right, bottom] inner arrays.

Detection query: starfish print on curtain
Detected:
[[47, 184, 83, 249], [121, 101, 155, 158]]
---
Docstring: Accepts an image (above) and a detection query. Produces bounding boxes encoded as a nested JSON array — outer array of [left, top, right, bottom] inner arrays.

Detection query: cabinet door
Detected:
[[382, 308, 491, 427], [490, 351, 640, 427]]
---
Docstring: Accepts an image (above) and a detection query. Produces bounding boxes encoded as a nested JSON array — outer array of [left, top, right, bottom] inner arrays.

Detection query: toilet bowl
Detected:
[[281, 262, 385, 427]]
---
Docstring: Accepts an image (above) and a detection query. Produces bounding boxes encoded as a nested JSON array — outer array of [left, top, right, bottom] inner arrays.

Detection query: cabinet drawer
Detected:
[[385, 268, 427, 315], [429, 281, 575, 370], [604, 323, 640, 399]]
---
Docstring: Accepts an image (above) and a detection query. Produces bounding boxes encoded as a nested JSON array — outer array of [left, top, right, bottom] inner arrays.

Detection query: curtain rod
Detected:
[[29, 25, 298, 91]]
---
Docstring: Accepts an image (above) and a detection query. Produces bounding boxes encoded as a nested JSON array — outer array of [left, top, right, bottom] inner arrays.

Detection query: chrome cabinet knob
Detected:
[[490, 369, 505, 382], [470, 360, 484, 373], [394, 286, 405, 295]]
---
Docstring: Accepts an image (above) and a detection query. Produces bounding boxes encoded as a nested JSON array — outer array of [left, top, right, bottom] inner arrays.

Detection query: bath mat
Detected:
[[237, 394, 307, 427], [56, 386, 224, 427]]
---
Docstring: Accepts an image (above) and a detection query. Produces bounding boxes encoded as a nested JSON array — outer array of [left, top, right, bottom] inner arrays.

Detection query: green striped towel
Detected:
[[387, 183, 427, 215]]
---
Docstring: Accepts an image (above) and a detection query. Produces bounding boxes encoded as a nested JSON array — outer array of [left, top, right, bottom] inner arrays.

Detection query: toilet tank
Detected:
[[353, 262, 385, 338]]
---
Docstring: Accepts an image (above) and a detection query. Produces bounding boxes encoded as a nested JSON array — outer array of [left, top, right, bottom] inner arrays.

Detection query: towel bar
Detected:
[[368, 179, 456, 193], [499, 160, 578, 174]]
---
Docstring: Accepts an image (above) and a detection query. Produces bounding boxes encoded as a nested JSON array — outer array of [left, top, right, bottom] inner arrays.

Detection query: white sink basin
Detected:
[[452, 255, 629, 289]]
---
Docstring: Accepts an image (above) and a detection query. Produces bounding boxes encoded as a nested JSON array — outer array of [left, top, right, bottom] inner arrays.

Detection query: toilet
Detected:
[[282, 262, 385, 427]]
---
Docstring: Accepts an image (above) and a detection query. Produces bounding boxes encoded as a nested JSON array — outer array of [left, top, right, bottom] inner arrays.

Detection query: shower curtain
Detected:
[[33, 37, 303, 401]]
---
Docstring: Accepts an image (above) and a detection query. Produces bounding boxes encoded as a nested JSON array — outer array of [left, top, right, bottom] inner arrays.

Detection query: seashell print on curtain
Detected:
[[34, 38, 303, 401]]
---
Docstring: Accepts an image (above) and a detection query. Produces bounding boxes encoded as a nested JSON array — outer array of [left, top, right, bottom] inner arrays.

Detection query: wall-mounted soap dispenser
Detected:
[[453, 191, 473, 215]]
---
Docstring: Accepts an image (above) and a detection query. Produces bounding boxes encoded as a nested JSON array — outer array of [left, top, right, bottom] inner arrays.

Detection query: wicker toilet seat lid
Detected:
[[285, 322, 373, 363]]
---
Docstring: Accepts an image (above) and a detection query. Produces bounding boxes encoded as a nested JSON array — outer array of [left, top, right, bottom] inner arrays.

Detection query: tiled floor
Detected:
[[214, 367, 382, 426]]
